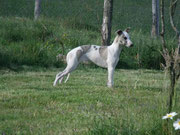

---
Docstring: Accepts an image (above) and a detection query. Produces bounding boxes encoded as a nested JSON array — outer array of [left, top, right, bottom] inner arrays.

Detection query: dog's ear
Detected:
[[125, 27, 131, 33], [116, 30, 123, 35]]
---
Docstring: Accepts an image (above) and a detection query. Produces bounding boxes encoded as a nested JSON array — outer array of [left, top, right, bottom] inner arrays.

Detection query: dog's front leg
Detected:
[[107, 66, 114, 88]]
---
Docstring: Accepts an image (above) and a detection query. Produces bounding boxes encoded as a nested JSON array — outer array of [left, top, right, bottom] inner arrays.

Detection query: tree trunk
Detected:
[[34, 0, 41, 20], [178, 35, 180, 53], [166, 0, 180, 112], [168, 68, 176, 112], [152, 0, 160, 38], [160, 0, 166, 51], [101, 0, 113, 46]]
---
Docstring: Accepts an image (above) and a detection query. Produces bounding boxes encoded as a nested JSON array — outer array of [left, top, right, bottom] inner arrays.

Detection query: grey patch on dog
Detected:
[[81, 45, 91, 53], [76, 49, 83, 61], [93, 46, 98, 50], [115, 35, 121, 43], [114, 35, 126, 45], [76, 45, 91, 61], [99, 46, 108, 60]]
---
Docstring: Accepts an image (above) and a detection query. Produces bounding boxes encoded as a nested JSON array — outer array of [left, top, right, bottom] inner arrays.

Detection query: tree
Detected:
[[101, 0, 113, 46], [151, 0, 160, 37], [160, 0, 180, 113], [34, 0, 41, 20]]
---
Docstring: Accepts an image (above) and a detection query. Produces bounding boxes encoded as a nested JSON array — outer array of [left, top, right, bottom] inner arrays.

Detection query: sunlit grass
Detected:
[[0, 67, 180, 134]]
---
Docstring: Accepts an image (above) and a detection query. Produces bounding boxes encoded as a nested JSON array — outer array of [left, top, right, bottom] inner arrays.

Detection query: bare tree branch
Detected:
[[160, 0, 166, 52], [169, 0, 180, 52], [169, 0, 178, 32]]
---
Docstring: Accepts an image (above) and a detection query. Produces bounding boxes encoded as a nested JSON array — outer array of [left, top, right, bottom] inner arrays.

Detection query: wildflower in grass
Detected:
[[173, 119, 180, 130], [162, 112, 177, 120]]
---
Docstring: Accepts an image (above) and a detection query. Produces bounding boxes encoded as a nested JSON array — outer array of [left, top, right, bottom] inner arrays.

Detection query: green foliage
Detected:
[[0, 0, 179, 69], [0, 18, 54, 66], [0, 18, 98, 68], [0, 17, 177, 69]]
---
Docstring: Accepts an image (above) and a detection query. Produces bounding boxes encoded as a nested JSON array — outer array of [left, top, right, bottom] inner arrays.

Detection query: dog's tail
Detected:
[[56, 54, 66, 63]]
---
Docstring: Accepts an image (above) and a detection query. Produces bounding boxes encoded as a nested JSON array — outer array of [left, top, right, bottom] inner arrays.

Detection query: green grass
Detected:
[[0, 67, 180, 135], [0, 0, 179, 34], [0, 17, 177, 69], [0, 0, 179, 69]]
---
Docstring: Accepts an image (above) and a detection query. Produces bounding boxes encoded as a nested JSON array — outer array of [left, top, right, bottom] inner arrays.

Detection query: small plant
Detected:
[[162, 112, 177, 120], [162, 112, 180, 131], [173, 119, 180, 130]]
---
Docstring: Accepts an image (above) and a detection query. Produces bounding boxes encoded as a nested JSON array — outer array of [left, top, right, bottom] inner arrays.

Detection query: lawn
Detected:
[[0, 0, 180, 134], [0, 67, 180, 135]]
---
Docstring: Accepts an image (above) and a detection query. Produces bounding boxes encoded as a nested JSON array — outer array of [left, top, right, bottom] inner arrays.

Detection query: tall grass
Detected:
[[0, 17, 100, 68], [0, 0, 179, 69], [0, 17, 177, 69]]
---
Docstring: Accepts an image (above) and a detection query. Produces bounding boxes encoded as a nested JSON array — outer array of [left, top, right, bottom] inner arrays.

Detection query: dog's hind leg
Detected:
[[53, 49, 82, 86], [53, 71, 64, 84], [53, 68, 72, 86], [59, 76, 64, 84], [58, 73, 70, 84], [55, 72, 64, 84], [56, 72, 62, 78], [53, 71, 64, 86], [53, 61, 78, 86], [64, 73, 70, 83]]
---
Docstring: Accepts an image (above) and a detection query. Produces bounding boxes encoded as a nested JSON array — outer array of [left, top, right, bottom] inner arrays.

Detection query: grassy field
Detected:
[[0, 0, 180, 134], [0, 67, 180, 135]]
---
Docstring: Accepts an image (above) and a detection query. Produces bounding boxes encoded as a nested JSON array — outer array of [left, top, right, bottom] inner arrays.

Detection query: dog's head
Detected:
[[115, 28, 133, 47]]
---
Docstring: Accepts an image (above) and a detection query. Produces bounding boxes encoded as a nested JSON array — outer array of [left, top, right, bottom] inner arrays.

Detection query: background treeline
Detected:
[[0, 0, 179, 69]]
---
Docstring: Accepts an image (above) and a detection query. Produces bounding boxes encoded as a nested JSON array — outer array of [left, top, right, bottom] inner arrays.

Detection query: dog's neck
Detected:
[[110, 35, 123, 52]]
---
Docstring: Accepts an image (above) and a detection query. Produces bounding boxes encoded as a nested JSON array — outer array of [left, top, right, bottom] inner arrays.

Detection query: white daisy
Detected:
[[173, 119, 180, 130], [162, 112, 178, 120]]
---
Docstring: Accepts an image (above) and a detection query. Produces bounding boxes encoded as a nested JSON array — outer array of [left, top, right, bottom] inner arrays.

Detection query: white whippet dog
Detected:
[[53, 28, 133, 87]]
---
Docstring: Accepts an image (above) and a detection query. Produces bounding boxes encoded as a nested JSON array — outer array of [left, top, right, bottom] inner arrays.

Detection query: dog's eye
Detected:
[[124, 37, 127, 40]]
